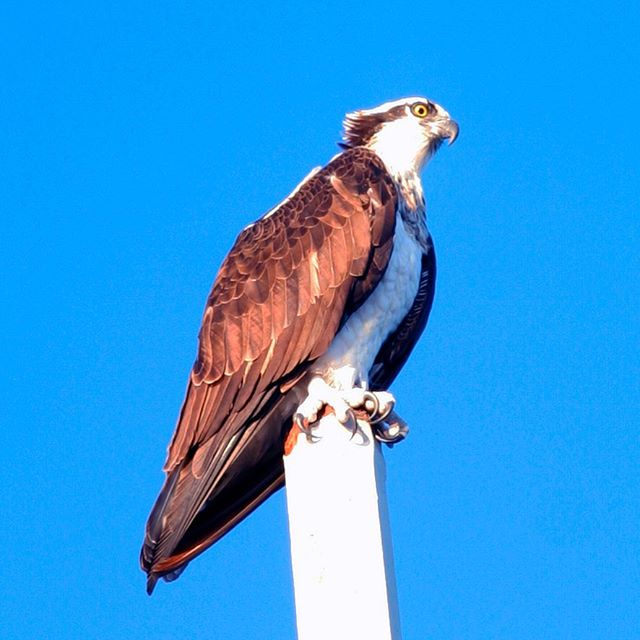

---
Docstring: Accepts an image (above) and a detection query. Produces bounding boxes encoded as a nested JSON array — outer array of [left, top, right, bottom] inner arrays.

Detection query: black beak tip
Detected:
[[447, 121, 459, 145]]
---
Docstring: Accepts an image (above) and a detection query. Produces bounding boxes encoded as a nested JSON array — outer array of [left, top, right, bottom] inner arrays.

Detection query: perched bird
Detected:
[[141, 96, 458, 593]]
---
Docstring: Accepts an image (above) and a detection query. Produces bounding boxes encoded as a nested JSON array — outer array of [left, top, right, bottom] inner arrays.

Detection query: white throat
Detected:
[[366, 117, 429, 211], [365, 116, 429, 180]]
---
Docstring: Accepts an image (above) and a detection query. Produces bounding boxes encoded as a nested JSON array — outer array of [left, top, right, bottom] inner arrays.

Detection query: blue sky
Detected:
[[2, 1, 639, 638]]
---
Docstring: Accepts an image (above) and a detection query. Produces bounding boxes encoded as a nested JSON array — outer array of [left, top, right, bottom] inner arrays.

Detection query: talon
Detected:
[[293, 377, 398, 442], [372, 411, 409, 445], [345, 408, 358, 439], [371, 398, 394, 425], [362, 391, 380, 420], [364, 391, 394, 425], [294, 413, 320, 443]]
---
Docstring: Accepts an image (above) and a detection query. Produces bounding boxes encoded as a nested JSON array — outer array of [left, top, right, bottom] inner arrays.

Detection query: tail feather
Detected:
[[140, 392, 298, 593]]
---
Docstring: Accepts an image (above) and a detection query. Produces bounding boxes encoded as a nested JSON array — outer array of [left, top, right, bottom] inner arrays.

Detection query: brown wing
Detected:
[[370, 235, 436, 390], [141, 147, 398, 591]]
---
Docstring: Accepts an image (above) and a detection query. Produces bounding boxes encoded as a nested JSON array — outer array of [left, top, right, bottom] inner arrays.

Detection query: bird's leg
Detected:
[[372, 410, 409, 446], [344, 389, 395, 425], [293, 377, 357, 441], [292, 377, 398, 444], [292, 412, 320, 444], [338, 387, 409, 445]]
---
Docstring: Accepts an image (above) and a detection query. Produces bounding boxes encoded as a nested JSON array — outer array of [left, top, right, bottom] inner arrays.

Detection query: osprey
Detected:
[[141, 97, 458, 593]]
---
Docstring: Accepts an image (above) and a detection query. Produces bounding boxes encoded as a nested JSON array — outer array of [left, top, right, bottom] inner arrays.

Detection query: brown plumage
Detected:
[[341, 105, 407, 148], [140, 146, 439, 593]]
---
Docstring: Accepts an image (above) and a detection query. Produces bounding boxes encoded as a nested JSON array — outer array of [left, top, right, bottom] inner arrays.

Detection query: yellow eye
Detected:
[[411, 102, 431, 118]]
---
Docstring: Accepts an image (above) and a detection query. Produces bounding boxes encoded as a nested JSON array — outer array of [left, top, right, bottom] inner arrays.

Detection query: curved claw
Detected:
[[362, 391, 380, 422], [294, 413, 320, 443], [372, 411, 409, 445], [345, 408, 359, 440], [373, 399, 394, 425], [363, 391, 394, 425], [373, 424, 407, 444]]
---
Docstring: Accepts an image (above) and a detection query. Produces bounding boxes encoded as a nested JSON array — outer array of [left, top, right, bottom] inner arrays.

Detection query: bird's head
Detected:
[[341, 97, 458, 178]]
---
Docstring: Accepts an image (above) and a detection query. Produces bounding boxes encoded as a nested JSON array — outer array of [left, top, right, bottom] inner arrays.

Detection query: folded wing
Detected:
[[140, 148, 399, 592]]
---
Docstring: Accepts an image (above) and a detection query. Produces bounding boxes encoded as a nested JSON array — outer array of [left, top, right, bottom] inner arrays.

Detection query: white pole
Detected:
[[284, 414, 402, 640]]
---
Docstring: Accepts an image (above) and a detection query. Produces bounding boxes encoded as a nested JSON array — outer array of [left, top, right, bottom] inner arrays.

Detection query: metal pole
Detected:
[[284, 414, 402, 640]]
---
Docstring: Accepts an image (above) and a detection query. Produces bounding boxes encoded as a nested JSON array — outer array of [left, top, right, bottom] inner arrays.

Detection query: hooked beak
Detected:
[[444, 119, 459, 145]]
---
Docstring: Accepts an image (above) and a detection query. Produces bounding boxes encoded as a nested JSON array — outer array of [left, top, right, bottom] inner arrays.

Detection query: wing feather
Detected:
[[142, 147, 398, 588]]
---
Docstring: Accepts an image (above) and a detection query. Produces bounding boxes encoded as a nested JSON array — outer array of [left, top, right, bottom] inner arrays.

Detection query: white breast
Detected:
[[316, 214, 424, 390]]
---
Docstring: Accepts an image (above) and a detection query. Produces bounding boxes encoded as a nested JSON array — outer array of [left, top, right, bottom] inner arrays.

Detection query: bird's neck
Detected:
[[364, 127, 427, 213], [394, 170, 425, 214], [378, 160, 429, 249]]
